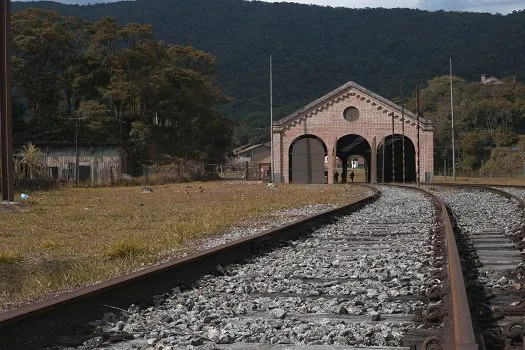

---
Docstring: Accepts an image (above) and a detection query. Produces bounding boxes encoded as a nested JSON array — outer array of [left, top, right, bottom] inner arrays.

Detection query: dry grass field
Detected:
[[0, 181, 370, 310], [433, 175, 525, 186]]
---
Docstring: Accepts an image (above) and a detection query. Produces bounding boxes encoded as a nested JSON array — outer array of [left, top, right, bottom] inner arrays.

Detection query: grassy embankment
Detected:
[[0, 181, 370, 310], [433, 176, 525, 186]]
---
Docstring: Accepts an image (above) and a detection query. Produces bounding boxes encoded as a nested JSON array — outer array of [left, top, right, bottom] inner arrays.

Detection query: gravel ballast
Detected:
[[428, 185, 525, 347], [429, 186, 523, 288], [48, 186, 443, 350]]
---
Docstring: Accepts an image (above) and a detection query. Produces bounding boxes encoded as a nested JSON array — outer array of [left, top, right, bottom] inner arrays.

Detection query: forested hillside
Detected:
[[10, 8, 233, 172], [12, 0, 525, 146]]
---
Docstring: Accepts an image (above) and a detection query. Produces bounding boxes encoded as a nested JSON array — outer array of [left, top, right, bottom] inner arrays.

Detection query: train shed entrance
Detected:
[[272, 81, 434, 184]]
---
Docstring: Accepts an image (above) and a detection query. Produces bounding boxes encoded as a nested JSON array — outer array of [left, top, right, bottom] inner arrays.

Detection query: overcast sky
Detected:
[[13, 0, 525, 14], [260, 0, 525, 14]]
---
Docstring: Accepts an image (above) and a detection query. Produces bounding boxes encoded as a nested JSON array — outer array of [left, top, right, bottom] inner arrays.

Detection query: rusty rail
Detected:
[[390, 184, 478, 349], [0, 186, 379, 350]]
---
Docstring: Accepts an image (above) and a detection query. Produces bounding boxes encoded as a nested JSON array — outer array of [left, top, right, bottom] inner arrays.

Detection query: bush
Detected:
[[15, 178, 57, 191]]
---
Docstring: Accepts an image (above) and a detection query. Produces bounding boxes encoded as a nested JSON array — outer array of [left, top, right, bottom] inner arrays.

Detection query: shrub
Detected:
[[15, 178, 57, 191], [107, 242, 147, 259], [0, 251, 22, 264]]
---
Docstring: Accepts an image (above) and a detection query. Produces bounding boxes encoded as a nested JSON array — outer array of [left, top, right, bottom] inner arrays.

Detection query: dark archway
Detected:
[[378, 134, 416, 183], [289, 135, 327, 184], [336, 134, 371, 183]]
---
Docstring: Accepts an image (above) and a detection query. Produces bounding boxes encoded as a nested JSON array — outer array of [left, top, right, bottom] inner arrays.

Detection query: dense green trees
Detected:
[[410, 77, 525, 176], [12, 1, 525, 147], [10, 1, 525, 176], [11, 8, 233, 171]]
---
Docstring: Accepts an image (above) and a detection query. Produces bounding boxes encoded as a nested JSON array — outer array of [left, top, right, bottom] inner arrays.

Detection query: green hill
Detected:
[[12, 0, 525, 144]]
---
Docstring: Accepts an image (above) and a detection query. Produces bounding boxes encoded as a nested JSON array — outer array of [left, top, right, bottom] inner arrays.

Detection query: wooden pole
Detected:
[[1, 0, 14, 201]]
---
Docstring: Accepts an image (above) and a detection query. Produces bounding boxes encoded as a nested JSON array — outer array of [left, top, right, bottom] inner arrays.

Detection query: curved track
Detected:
[[429, 185, 525, 349], [0, 185, 477, 350]]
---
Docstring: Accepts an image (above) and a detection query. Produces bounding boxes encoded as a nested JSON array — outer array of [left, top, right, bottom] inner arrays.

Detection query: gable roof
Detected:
[[234, 143, 270, 156], [273, 81, 432, 128]]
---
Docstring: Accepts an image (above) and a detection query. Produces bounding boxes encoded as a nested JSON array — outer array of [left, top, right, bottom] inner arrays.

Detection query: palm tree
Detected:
[[19, 143, 44, 179]]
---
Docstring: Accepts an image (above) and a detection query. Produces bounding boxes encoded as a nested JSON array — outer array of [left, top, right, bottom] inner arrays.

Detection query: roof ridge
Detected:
[[273, 81, 432, 127]]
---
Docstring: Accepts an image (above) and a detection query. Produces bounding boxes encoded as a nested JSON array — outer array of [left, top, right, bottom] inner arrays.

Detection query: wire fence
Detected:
[[204, 163, 265, 181]]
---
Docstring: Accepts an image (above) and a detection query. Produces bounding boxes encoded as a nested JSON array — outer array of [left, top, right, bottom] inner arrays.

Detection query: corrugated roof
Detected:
[[236, 143, 270, 155]]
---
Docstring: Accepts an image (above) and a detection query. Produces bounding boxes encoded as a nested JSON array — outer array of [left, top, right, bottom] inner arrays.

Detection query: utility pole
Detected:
[[416, 85, 420, 187], [401, 81, 405, 184], [391, 114, 395, 182], [269, 54, 274, 183], [1, 0, 14, 202], [450, 58, 456, 181]]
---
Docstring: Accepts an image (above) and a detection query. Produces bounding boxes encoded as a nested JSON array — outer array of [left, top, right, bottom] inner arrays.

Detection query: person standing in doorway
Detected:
[[350, 171, 354, 183]]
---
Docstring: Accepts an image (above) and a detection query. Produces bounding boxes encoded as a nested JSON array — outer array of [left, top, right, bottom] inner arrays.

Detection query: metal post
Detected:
[[391, 114, 395, 182], [370, 136, 377, 184], [269, 54, 274, 183], [416, 85, 420, 187], [450, 58, 456, 181], [70, 117, 84, 185], [1, 0, 14, 202], [75, 119, 79, 185], [381, 138, 385, 183], [401, 81, 405, 184]]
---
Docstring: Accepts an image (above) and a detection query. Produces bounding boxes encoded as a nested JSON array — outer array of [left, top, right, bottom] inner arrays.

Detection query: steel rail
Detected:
[[388, 184, 478, 350], [0, 185, 379, 350], [428, 183, 525, 348]]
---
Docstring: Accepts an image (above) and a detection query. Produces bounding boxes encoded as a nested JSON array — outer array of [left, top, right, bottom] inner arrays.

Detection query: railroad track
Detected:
[[1, 184, 481, 349], [428, 185, 525, 349]]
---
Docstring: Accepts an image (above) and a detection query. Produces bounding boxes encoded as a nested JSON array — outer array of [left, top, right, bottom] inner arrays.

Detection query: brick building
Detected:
[[272, 81, 434, 184]]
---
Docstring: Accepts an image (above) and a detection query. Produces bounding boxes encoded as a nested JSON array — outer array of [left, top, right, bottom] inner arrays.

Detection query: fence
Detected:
[[144, 162, 265, 181], [204, 163, 262, 180]]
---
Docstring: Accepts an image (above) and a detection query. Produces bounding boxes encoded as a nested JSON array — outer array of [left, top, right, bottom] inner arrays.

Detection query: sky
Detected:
[[13, 0, 525, 14], [261, 0, 525, 14]]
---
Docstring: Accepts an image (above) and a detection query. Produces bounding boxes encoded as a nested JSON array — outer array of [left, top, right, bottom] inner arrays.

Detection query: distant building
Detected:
[[231, 143, 271, 180], [14, 142, 128, 185], [271, 81, 434, 184], [481, 74, 503, 85]]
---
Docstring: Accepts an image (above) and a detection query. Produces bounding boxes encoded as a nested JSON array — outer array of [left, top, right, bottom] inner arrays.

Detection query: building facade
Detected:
[[232, 143, 271, 180], [272, 81, 434, 184], [14, 143, 127, 185]]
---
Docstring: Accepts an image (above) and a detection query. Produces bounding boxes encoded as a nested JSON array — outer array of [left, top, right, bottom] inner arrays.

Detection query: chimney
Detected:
[[481, 74, 487, 83]]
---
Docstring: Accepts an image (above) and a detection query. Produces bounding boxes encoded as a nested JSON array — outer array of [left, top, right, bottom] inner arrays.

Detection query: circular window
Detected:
[[343, 107, 360, 121]]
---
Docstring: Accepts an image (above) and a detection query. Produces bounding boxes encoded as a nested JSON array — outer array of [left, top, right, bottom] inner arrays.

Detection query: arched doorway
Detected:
[[289, 135, 327, 184], [336, 134, 371, 182], [378, 134, 416, 182]]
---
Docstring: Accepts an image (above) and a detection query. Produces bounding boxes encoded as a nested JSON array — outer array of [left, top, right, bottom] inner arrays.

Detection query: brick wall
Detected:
[[272, 83, 434, 184]]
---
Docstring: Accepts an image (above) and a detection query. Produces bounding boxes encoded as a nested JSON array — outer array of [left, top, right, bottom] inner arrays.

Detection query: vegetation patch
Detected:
[[0, 181, 370, 310], [434, 176, 525, 186], [107, 242, 148, 260], [0, 251, 22, 265]]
